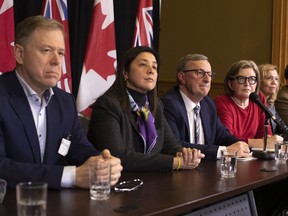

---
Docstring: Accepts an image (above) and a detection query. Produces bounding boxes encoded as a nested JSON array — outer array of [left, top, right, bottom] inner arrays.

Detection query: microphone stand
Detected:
[[263, 117, 268, 151], [252, 116, 275, 160]]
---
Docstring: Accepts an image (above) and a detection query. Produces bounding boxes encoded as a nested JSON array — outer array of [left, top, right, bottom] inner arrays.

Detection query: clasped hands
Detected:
[[75, 149, 123, 189], [175, 147, 205, 170]]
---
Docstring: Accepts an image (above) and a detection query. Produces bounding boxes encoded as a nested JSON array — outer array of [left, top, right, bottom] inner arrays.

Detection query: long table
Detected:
[[1, 159, 288, 216]]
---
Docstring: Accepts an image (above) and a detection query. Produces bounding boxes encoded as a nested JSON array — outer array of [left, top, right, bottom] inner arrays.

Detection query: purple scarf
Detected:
[[128, 93, 157, 153]]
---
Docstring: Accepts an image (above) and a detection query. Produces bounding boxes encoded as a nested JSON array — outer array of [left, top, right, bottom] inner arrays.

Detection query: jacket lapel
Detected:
[[128, 111, 138, 132], [6, 72, 41, 163], [200, 98, 210, 142], [175, 87, 191, 139], [44, 97, 62, 164]]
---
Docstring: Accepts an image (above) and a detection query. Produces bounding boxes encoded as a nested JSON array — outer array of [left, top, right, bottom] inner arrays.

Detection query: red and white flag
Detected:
[[76, 0, 117, 118], [0, 0, 15, 73], [132, 0, 153, 47], [42, 0, 72, 93]]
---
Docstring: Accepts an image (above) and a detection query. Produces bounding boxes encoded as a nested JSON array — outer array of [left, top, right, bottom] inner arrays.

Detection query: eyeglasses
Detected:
[[114, 179, 143, 192], [182, 69, 216, 79], [230, 76, 257, 85]]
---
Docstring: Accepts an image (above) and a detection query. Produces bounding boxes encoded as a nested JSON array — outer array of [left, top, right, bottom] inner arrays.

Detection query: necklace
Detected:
[[231, 96, 249, 109]]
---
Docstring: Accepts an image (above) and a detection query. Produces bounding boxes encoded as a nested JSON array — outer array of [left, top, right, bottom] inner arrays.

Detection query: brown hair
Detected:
[[224, 60, 260, 96], [175, 54, 209, 85], [15, 15, 64, 47]]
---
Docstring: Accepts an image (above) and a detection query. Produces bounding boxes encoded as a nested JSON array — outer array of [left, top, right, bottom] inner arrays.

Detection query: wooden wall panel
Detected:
[[272, 0, 288, 80]]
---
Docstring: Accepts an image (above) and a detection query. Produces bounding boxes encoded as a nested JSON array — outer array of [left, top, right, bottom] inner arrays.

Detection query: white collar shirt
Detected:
[[15, 71, 75, 187], [16, 71, 54, 162], [179, 90, 205, 144]]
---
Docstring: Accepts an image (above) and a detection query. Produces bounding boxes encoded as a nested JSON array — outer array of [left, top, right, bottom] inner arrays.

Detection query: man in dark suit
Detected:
[[161, 54, 250, 160], [0, 15, 122, 189]]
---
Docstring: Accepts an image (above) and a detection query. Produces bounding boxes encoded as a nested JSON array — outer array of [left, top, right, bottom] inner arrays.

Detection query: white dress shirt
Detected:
[[16, 71, 75, 187], [179, 90, 204, 144], [179, 90, 225, 159]]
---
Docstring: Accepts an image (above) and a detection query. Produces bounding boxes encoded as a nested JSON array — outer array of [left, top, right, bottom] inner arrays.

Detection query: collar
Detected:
[[15, 70, 54, 104], [179, 89, 200, 112]]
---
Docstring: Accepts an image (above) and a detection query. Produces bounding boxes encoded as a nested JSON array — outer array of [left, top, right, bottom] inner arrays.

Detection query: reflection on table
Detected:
[[1, 159, 287, 216]]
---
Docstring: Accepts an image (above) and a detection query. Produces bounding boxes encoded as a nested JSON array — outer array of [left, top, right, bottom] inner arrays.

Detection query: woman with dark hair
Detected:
[[87, 46, 204, 171]]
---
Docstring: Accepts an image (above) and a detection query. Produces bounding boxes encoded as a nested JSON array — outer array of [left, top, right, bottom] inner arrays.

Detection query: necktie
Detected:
[[194, 105, 200, 144]]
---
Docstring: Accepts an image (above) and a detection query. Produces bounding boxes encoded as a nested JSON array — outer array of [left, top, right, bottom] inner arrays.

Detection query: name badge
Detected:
[[58, 138, 71, 156]]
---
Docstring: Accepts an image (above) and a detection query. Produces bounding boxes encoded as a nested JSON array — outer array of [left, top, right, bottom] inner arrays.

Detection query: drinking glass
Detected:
[[220, 149, 237, 178], [16, 182, 47, 216], [89, 162, 111, 200]]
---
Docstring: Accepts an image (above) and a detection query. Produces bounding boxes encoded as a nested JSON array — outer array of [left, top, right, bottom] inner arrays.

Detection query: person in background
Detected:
[[215, 60, 282, 149], [87, 46, 204, 171], [254, 66, 288, 216], [275, 65, 288, 125], [258, 64, 288, 136], [160, 54, 250, 160], [0, 15, 122, 189]]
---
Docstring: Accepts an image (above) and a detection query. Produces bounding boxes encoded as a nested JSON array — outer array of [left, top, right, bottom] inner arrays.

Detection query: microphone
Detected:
[[249, 92, 275, 159], [249, 92, 280, 125], [249, 92, 288, 133]]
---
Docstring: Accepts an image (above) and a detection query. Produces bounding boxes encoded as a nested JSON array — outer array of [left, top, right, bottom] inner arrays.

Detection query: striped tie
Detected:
[[194, 105, 200, 144]]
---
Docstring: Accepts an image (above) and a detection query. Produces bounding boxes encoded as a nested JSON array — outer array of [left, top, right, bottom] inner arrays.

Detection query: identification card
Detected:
[[58, 138, 71, 156]]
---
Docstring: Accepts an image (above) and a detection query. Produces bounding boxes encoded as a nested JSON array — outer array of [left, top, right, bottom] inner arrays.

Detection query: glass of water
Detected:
[[89, 162, 111, 200], [16, 182, 47, 216], [220, 149, 237, 178], [275, 141, 288, 164]]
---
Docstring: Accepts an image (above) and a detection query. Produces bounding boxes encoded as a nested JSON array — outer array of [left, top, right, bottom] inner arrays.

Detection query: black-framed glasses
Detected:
[[182, 69, 216, 79], [230, 76, 257, 85]]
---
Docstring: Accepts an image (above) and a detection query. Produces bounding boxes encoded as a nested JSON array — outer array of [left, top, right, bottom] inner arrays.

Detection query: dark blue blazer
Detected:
[[161, 86, 239, 160], [0, 71, 98, 188]]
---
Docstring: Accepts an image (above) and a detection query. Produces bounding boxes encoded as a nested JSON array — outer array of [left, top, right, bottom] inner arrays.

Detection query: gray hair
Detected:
[[15, 15, 64, 47], [224, 60, 260, 96], [176, 54, 209, 84]]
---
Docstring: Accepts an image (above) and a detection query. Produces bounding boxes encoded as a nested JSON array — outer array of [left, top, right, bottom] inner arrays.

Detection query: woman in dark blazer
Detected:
[[88, 46, 204, 171]]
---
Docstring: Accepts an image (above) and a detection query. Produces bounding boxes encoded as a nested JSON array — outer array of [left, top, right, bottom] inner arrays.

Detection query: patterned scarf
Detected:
[[128, 92, 157, 153]]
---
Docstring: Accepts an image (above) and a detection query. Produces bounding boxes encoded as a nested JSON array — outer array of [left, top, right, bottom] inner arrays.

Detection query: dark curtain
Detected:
[[13, 0, 160, 98]]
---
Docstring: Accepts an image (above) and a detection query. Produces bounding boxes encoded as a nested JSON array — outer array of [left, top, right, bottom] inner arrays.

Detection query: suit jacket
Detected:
[[268, 104, 288, 136], [0, 71, 98, 189], [275, 85, 288, 125], [160, 86, 239, 160], [87, 92, 182, 171]]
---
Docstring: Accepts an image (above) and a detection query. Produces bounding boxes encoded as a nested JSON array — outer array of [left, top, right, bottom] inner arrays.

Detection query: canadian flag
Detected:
[[42, 0, 72, 93], [132, 0, 153, 47], [76, 0, 117, 118], [0, 0, 15, 73]]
